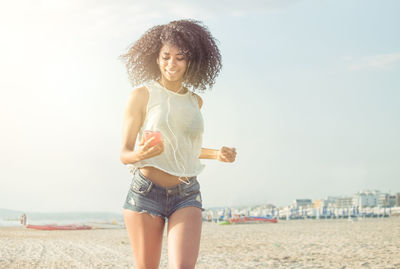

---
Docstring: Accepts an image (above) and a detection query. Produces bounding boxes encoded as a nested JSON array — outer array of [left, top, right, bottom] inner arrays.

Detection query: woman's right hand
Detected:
[[136, 136, 164, 161]]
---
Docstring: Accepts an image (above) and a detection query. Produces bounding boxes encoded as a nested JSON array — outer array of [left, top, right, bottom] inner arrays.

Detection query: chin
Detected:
[[164, 74, 184, 82]]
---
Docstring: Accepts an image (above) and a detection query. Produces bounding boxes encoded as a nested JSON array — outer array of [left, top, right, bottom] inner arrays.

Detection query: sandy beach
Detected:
[[1, 217, 399, 269]]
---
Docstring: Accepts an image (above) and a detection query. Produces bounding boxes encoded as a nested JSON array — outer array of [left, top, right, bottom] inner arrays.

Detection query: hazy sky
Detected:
[[1, 0, 399, 213]]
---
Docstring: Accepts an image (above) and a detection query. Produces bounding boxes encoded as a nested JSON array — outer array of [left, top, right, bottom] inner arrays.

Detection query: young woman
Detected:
[[119, 19, 237, 269]]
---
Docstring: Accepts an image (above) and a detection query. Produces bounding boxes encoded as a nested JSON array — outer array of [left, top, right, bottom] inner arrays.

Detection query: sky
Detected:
[[1, 0, 399, 213]]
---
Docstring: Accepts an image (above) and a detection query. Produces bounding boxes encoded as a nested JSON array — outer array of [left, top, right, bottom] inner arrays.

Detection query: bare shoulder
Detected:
[[192, 92, 203, 109], [125, 86, 149, 116], [130, 85, 149, 99], [128, 86, 149, 106]]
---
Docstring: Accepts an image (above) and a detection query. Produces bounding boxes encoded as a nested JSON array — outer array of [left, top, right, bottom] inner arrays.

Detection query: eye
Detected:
[[160, 56, 185, 61]]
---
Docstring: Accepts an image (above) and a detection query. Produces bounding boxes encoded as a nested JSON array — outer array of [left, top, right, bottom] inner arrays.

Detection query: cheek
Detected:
[[159, 59, 167, 67], [159, 62, 169, 72], [179, 61, 188, 70]]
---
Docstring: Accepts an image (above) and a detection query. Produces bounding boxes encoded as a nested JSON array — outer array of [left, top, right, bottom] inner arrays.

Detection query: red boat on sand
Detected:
[[229, 215, 278, 224], [27, 224, 92, 230]]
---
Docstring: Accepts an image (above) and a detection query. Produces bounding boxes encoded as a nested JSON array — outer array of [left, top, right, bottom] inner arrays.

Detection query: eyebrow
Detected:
[[162, 52, 185, 56]]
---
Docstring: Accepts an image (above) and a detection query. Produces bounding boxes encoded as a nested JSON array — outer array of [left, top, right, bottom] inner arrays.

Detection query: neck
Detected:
[[158, 77, 183, 93]]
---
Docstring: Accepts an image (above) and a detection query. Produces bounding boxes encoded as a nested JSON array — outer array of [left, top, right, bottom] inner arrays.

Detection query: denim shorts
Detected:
[[122, 168, 204, 219]]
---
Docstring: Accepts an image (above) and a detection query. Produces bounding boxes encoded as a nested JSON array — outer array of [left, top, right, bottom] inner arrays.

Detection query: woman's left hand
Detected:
[[217, 147, 237, 163]]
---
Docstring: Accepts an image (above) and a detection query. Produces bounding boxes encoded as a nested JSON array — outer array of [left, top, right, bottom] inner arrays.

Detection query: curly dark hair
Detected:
[[119, 19, 222, 93]]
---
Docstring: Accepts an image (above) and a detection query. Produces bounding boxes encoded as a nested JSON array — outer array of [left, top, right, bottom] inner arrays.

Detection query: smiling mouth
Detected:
[[166, 70, 178, 75]]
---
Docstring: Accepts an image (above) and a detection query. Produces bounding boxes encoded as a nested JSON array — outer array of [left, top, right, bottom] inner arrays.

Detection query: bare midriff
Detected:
[[139, 167, 189, 187]]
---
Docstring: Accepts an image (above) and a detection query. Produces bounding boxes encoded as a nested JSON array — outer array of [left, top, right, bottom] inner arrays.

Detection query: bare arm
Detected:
[[120, 87, 164, 164], [199, 147, 219, 159], [199, 147, 237, 162]]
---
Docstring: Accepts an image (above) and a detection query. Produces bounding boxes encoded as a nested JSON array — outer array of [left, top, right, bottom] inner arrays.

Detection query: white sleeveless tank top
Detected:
[[126, 80, 205, 183]]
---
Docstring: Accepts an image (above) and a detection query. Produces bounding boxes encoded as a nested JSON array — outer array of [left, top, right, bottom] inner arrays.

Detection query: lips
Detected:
[[166, 69, 178, 76]]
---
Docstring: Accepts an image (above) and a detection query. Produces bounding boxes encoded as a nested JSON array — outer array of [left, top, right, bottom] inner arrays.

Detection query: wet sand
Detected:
[[0, 218, 399, 268]]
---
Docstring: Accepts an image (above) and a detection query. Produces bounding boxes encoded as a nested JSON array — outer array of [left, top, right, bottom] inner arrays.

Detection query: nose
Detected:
[[166, 56, 180, 65], [167, 59, 177, 68]]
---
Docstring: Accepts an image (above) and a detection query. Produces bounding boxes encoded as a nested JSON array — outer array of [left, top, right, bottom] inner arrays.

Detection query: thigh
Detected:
[[123, 209, 165, 269], [167, 207, 202, 269]]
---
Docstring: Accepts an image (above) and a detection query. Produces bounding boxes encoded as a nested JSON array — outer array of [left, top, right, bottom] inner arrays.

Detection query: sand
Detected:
[[0, 218, 399, 268]]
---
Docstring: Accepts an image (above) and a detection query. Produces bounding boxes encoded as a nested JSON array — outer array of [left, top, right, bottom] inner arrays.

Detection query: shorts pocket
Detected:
[[181, 180, 200, 197], [130, 175, 153, 195]]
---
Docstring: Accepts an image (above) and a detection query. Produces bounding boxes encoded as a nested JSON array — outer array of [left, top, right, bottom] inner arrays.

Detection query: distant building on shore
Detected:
[[326, 196, 338, 207], [378, 193, 397, 207], [389, 195, 396, 207], [352, 190, 380, 208], [292, 199, 313, 209], [204, 189, 400, 221], [335, 197, 353, 208], [313, 199, 327, 209]]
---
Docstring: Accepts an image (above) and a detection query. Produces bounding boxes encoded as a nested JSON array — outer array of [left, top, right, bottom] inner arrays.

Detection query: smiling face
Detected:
[[157, 44, 188, 82]]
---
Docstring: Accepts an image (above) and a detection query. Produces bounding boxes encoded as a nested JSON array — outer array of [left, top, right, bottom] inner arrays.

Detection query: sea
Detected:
[[0, 208, 124, 227]]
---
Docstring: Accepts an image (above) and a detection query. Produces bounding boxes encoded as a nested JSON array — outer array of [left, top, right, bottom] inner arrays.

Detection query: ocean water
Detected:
[[0, 210, 124, 227]]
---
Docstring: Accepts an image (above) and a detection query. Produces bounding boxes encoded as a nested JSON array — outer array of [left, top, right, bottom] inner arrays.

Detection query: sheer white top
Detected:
[[126, 80, 205, 182]]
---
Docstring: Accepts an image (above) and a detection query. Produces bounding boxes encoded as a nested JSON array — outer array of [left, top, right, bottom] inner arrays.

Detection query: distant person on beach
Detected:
[[119, 19, 237, 268], [20, 213, 27, 226]]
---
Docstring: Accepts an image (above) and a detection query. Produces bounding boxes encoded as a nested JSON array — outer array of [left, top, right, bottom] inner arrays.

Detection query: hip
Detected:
[[123, 168, 204, 218], [139, 166, 191, 187]]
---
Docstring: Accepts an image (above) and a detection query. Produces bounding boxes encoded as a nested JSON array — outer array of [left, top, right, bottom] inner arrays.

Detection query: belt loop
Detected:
[[129, 166, 138, 179]]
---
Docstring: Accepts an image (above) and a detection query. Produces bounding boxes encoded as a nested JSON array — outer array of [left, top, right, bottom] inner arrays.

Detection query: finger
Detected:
[[225, 153, 234, 161], [223, 147, 235, 154], [152, 139, 164, 152], [144, 137, 155, 148], [155, 141, 163, 150], [157, 138, 164, 146], [222, 148, 230, 154], [221, 155, 229, 162], [226, 150, 235, 156]]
